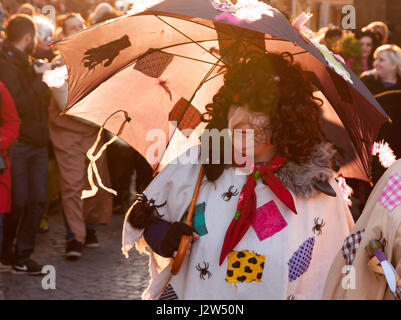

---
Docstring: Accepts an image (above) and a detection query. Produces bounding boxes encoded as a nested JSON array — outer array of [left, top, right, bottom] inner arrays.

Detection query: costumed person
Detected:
[[122, 52, 354, 300], [323, 159, 401, 300], [46, 13, 113, 260]]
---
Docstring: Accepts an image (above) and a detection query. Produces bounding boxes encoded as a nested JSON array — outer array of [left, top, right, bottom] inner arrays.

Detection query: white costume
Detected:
[[122, 145, 354, 300]]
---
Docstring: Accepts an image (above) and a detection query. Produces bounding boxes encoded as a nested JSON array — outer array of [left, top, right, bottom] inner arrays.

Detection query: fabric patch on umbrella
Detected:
[[158, 284, 178, 300], [288, 237, 315, 282], [252, 200, 287, 241], [83, 35, 132, 71], [225, 250, 265, 283], [379, 173, 401, 212], [181, 202, 208, 236], [134, 51, 173, 78], [169, 98, 201, 137], [342, 229, 365, 270]]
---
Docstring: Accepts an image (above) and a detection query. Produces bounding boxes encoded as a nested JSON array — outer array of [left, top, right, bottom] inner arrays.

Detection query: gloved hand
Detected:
[[160, 222, 197, 258]]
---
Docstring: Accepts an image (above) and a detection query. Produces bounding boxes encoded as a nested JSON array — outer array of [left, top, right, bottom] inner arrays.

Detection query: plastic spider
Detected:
[[136, 194, 166, 218], [196, 261, 211, 280], [312, 217, 325, 236], [222, 185, 239, 201]]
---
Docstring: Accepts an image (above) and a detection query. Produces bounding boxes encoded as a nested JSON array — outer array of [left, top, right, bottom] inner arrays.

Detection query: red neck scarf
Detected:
[[219, 153, 297, 265]]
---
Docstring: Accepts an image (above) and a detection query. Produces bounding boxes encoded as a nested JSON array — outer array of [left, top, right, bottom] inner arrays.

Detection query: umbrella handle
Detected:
[[171, 165, 205, 275]]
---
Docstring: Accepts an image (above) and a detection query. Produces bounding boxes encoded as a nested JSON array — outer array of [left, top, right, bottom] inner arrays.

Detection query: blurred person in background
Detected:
[[363, 21, 389, 45], [323, 25, 343, 54], [0, 3, 5, 36], [361, 44, 401, 94], [47, 12, 113, 260], [355, 29, 381, 72], [0, 14, 51, 275], [0, 83, 20, 270], [361, 44, 401, 184], [87, 2, 122, 26], [33, 14, 55, 61], [32, 14, 56, 233], [17, 3, 36, 17]]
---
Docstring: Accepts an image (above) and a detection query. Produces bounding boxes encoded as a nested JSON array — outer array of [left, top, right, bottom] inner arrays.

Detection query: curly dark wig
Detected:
[[201, 51, 326, 182]]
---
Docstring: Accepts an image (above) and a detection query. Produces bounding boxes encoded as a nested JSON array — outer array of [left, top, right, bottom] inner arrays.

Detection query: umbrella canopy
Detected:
[[54, 0, 389, 181]]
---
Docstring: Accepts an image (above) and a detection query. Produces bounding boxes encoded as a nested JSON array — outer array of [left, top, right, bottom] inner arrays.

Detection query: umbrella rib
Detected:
[[164, 52, 225, 67], [202, 69, 227, 83], [155, 15, 228, 66]]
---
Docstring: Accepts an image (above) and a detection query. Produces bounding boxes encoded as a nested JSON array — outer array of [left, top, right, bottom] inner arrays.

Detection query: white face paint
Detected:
[[227, 105, 274, 161]]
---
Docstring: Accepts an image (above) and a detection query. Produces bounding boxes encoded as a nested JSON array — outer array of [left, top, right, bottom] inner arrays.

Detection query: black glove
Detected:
[[160, 222, 194, 258]]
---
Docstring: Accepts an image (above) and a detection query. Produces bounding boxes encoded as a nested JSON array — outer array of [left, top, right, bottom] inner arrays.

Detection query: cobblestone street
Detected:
[[0, 208, 150, 300]]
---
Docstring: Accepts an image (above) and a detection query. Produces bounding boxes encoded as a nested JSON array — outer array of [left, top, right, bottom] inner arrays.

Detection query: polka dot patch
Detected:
[[288, 237, 316, 282]]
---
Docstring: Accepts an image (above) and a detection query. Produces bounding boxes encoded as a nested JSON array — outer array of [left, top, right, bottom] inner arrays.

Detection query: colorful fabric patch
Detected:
[[134, 50, 173, 78], [225, 250, 265, 283], [158, 284, 178, 300], [252, 201, 287, 241], [288, 237, 315, 282], [342, 229, 365, 269], [379, 174, 401, 212], [169, 98, 201, 137], [181, 202, 208, 236]]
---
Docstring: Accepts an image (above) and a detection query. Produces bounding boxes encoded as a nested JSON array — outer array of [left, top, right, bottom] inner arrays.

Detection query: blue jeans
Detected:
[[8, 141, 48, 264]]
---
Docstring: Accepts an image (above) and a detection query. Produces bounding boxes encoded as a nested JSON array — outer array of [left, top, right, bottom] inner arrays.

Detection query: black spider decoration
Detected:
[[222, 185, 239, 201], [127, 193, 167, 229], [136, 193, 167, 218], [312, 217, 325, 236], [196, 262, 212, 280]]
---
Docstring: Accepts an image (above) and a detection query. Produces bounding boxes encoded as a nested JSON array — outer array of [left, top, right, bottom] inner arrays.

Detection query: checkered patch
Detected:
[[379, 173, 401, 212], [134, 50, 173, 78], [169, 98, 201, 138], [342, 229, 365, 269]]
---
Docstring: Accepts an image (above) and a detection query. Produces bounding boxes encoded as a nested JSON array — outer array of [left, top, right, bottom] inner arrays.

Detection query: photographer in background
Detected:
[[0, 83, 20, 270], [0, 14, 51, 275]]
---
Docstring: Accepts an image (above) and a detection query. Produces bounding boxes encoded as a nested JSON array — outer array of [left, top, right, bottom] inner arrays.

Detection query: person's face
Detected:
[[36, 38, 51, 52], [64, 16, 84, 37], [25, 32, 37, 56], [227, 105, 273, 159], [374, 51, 397, 79], [359, 36, 373, 59]]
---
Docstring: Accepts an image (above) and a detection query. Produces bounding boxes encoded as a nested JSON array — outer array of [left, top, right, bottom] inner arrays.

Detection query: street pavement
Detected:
[[0, 208, 150, 300]]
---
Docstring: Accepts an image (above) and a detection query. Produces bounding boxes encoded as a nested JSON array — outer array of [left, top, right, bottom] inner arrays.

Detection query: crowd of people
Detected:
[[0, 1, 153, 274], [0, 0, 399, 300], [313, 21, 401, 218]]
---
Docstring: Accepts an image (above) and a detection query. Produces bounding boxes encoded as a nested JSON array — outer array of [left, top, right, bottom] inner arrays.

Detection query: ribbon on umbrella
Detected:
[[81, 110, 132, 199]]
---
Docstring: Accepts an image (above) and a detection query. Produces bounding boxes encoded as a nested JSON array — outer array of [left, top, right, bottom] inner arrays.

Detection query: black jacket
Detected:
[[0, 39, 49, 147], [361, 73, 401, 183], [360, 73, 401, 95]]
